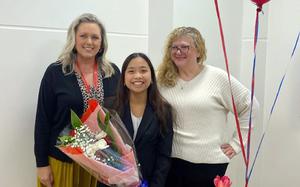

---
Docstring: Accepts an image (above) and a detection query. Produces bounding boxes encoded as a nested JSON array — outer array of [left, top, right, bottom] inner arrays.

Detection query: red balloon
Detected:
[[251, 0, 270, 11]]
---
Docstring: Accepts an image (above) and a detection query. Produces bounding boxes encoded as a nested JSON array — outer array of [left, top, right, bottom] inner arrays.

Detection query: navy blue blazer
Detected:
[[121, 103, 173, 187]]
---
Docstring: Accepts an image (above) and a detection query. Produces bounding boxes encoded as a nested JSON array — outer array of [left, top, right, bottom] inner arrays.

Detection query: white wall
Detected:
[[148, 0, 173, 67], [0, 0, 148, 186], [261, 0, 300, 186]]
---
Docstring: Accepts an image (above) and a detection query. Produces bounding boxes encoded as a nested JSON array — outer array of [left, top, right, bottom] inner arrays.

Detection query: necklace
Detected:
[[178, 79, 188, 90], [75, 60, 104, 111]]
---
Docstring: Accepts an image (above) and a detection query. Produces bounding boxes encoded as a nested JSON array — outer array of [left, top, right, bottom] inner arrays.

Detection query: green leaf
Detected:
[[104, 112, 113, 140], [104, 112, 110, 127], [58, 135, 74, 145], [97, 112, 105, 131], [97, 111, 120, 154], [71, 110, 82, 129], [104, 112, 120, 154]]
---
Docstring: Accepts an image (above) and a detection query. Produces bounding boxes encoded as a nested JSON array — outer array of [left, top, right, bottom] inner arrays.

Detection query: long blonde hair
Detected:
[[157, 27, 207, 87], [58, 13, 115, 77]]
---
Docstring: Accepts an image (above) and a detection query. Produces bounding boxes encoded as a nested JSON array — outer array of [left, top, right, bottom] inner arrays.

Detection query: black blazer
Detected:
[[121, 103, 173, 187]]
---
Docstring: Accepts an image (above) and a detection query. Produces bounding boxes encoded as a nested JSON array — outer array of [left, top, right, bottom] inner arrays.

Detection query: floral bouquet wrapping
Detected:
[[57, 99, 141, 187]]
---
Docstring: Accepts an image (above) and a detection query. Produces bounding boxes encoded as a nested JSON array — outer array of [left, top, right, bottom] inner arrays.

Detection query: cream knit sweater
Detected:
[[159, 65, 259, 163]]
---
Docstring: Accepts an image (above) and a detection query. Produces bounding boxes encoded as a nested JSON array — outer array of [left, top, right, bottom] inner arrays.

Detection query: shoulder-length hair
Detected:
[[58, 13, 114, 77], [157, 26, 207, 87], [116, 52, 172, 134]]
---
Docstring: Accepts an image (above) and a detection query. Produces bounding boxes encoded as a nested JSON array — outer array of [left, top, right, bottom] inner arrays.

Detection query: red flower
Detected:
[[81, 99, 98, 122], [63, 146, 83, 154], [69, 129, 76, 137]]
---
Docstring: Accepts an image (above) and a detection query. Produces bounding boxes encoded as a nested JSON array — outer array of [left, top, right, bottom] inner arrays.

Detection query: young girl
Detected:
[[117, 53, 173, 187]]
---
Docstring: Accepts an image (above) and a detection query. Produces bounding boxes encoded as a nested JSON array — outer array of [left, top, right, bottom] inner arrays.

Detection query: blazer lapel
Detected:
[[122, 104, 134, 140], [134, 104, 154, 144]]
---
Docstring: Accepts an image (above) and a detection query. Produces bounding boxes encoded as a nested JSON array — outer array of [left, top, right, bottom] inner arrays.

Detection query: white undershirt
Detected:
[[131, 112, 142, 140]]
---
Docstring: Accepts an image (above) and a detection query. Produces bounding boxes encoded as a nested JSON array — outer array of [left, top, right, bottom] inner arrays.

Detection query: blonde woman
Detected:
[[34, 13, 120, 187], [157, 27, 259, 187]]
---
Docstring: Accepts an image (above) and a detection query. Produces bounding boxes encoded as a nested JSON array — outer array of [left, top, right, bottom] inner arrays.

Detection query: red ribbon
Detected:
[[76, 61, 99, 97], [81, 99, 99, 122], [214, 0, 247, 166], [214, 1, 270, 187]]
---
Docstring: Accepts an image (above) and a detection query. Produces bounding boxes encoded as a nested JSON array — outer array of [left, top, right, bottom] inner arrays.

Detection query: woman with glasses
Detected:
[[157, 27, 259, 187]]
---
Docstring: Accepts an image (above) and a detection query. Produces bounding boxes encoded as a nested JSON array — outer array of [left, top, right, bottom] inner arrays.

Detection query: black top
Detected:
[[34, 62, 120, 167], [121, 103, 173, 187]]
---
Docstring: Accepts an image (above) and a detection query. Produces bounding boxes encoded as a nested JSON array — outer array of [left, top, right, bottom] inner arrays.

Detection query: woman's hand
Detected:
[[221, 143, 236, 159], [37, 166, 54, 187]]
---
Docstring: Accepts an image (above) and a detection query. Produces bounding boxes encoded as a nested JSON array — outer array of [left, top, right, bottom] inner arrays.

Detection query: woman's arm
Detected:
[[34, 65, 56, 167], [34, 64, 57, 186], [220, 72, 260, 154]]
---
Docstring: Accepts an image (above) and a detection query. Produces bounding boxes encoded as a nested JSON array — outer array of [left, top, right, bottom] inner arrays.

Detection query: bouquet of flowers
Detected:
[[57, 99, 141, 187], [214, 175, 232, 187]]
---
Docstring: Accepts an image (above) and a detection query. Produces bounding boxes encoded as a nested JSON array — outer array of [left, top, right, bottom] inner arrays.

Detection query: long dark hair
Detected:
[[116, 52, 172, 134]]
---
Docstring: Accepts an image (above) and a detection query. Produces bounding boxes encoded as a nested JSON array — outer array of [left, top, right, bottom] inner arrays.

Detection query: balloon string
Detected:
[[214, 0, 247, 166], [247, 31, 300, 181], [245, 9, 260, 187]]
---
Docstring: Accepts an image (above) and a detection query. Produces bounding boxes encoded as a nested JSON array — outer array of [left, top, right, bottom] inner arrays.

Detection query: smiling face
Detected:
[[75, 22, 101, 62], [124, 57, 152, 95], [170, 35, 200, 69]]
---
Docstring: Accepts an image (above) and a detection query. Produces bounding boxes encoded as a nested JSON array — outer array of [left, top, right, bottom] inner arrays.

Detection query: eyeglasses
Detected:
[[170, 45, 190, 54]]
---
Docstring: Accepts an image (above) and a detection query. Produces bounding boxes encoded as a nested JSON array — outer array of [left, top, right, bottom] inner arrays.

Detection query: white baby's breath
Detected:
[[95, 130, 107, 140]]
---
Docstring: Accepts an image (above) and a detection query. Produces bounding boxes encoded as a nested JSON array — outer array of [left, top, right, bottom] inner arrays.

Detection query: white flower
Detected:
[[95, 139, 109, 150], [95, 130, 107, 140], [85, 139, 109, 157]]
